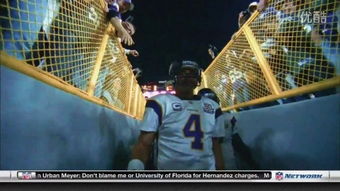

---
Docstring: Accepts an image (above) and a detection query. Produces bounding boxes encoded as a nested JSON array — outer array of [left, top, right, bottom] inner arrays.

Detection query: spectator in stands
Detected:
[[256, 1, 302, 85], [248, 2, 258, 14], [96, 40, 121, 97], [224, 50, 252, 107], [0, 0, 103, 91], [238, 2, 258, 28], [212, 69, 233, 106], [229, 67, 250, 105], [257, 14, 289, 87], [238, 9, 252, 28], [101, 77, 125, 109], [236, 0, 337, 101], [44, 0, 103, 90], [310, 1, 340, 76], [96, 19, 138, 102], [308, 0, 339, 94], [258, 0, 336, 98], [231, 1, 258, 39], [277, 1, 334, 88], [106, 0, 134, 46]]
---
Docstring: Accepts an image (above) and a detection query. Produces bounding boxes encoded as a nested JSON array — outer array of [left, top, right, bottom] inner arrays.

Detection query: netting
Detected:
[[0, 0, 145, 119], [1, 0, 339, 114], [250, 0, 338, 90], [96, 36, 132, 111], [203, 32, 272, 107], [200, 0, 340, 110]]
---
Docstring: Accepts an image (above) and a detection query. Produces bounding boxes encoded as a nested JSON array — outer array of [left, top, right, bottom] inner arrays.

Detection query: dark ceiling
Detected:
[[124, 0, 255, 84]]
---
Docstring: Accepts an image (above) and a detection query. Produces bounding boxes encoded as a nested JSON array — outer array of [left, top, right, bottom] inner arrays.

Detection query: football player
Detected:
[[128, 61, 225, 170], [198, 88, 238, 170]]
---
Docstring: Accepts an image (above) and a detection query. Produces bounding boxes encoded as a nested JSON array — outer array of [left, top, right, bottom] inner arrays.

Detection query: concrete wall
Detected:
[[227, 93, 340, 170], [0, 66, 140, 170], [1, 66, 339, 170]]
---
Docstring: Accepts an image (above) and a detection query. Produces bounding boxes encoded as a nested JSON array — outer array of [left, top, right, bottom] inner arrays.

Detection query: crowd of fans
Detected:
[[257, 0, 338, 86], [210, 0, 339, 108], [0, 0, 141, 109], [1, 0, 338, 110]]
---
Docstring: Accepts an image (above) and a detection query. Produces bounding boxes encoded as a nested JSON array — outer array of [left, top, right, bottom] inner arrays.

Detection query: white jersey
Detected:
[[140, 94, 225, 170]]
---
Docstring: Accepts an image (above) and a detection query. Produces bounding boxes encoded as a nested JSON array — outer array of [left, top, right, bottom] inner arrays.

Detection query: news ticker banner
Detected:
[[0, 171, 340, 182]]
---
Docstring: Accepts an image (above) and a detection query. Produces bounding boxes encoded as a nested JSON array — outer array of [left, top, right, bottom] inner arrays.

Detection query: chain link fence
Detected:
[[199, 0, 339, 111], [0, 0, 145, 119]]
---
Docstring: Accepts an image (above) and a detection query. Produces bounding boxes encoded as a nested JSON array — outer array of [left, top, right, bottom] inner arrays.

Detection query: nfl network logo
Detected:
[[275, 172, 284, 181]]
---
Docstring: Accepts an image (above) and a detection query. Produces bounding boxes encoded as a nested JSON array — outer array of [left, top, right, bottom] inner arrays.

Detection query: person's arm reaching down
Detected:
[[110, 17, 134, 46]]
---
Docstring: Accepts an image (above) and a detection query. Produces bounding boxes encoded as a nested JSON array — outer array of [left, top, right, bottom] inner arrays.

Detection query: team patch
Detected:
[[172, 102, 183, 111], [203, 103, 214, 114]]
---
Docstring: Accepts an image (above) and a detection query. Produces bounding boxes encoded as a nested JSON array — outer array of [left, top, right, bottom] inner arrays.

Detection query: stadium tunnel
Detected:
[[0, 0, 339, 170]]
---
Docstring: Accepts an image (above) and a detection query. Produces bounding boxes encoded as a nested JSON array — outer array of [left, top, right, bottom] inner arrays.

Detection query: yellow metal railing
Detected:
[[1, 0, 339, 116], [198, 0, 340, 111], [0, 0, 145, 119]]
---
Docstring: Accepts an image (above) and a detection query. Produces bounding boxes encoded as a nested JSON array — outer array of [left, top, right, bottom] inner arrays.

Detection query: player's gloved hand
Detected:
[[127, 159, 145, 170]]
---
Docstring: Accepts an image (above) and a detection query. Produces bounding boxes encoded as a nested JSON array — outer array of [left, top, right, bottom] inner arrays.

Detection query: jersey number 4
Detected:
[[183, 114, 204, 150]]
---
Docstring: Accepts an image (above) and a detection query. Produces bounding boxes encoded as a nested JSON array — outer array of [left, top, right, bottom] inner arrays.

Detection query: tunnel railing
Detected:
[[0, 0, 146, 119], [198, 0, 340, 111]]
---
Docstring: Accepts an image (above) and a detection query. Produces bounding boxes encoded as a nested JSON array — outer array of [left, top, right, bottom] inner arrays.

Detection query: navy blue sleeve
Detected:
[[107, 3, 121, 19], [146, 100, 162, 126], [215, 108, 222, 119]]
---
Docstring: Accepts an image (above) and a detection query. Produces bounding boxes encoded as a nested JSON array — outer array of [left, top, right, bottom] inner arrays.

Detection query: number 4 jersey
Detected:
[[140, 94, 225, 170]]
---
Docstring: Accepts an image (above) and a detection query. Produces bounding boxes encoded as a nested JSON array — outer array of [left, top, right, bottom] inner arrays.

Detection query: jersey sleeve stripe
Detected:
[[146, 100, 162, 126], [215, 108, 222, 119]]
